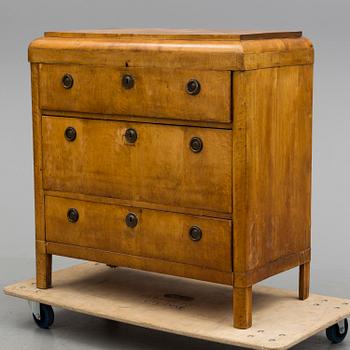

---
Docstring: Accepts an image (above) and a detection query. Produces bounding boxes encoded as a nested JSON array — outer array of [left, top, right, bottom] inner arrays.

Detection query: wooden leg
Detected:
[[36, 251, 52, 289], [233, 286, 252, 329], [299, 262, 310, 300]]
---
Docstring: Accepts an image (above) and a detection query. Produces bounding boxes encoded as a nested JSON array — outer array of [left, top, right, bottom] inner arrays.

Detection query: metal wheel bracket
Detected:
[[338, 319, 346, 334], [28, 300, 41, 320]]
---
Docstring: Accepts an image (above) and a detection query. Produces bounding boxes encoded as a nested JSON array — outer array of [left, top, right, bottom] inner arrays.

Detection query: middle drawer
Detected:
[[42, 116, 232, 213]]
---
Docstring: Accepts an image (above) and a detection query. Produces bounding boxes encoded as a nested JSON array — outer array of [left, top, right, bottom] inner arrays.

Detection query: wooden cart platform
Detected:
[[3, 262, 350, 349]]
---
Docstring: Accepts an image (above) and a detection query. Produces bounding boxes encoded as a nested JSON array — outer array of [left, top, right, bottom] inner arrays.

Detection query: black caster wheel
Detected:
[[32, 303, 54, 329], [326, 319, 348, 344]]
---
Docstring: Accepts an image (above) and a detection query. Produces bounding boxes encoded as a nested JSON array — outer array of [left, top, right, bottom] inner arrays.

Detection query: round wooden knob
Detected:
[[189, 226, 202, 241], [64, 127, 77, 142], [62, 74, 74, 89], [186, 79, 201, 95], [67, 208, 79, 223], [189, 137, 203, 153], [125, 128, 137, 143]]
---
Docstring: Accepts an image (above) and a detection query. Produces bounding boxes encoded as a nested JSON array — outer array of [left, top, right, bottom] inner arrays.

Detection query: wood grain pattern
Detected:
[[233, 287, 252, 329], [232, 64, 313, 275], [31, 64, 45, 241], [241, 38, 314, 70], [44, 229, 309, 288], [45, 196, 232, 271], [42, 116, 232, 213], [5, 263, 350, 350], [232, 64, 313, 327], [44, 28, 302, 40], [35, 240, 52, 289], [299, 262, 311, 300], [31, 64, 52, 288], [44, 190, 232, 220], [29, 30, 314, 330], [28, 37, 313, 70], [42, 110, 233, 130], [234, 248, 310, 288], [39, 65, 231, 123], [46, 243, 233, 285]]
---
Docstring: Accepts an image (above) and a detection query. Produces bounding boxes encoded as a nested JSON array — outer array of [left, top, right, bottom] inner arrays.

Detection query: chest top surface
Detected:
[[28, 28, 313, 70], [43, 28, 302, 40]]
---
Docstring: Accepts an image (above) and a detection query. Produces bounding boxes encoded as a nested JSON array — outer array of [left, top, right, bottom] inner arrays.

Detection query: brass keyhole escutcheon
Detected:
[[125, 213, 138, 228], [122, 74, 135, 89]]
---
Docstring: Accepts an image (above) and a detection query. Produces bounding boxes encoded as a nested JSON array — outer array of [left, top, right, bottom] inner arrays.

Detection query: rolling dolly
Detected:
[[3, 262, 350, 349]]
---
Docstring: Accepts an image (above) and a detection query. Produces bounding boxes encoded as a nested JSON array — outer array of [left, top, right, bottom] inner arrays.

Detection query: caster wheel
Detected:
[[32, 304, 54, 329], [326, 319, 348, 344]]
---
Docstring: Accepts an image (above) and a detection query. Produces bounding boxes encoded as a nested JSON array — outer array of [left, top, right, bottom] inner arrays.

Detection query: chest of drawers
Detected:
[[29, 29, 313, 329]]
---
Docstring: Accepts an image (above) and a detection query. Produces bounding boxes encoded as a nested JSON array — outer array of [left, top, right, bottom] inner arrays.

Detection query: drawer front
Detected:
[[39, 64, 231, 123], [42, 116, 232, 213], [45, 196, 232, 272]]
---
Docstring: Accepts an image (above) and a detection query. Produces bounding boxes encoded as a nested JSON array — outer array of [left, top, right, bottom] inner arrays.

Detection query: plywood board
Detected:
[[4, 263, 350, 350]]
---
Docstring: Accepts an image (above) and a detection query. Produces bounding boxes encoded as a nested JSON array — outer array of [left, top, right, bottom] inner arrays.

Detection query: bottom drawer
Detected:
[[45, 196, 232, 272]]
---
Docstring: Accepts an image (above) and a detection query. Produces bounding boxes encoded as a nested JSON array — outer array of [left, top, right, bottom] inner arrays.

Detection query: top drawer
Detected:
[[39, 64, 231, 123]]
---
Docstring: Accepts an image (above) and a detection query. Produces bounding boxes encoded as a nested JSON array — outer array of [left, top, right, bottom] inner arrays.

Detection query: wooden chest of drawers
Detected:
[[29, 29, 313, 329]]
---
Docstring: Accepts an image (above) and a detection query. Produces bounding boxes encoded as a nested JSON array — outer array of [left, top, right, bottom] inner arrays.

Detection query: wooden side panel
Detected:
[[42, 116, 232, 214], [45, 196, 233, 272], [39, 64, 231, 123], [233, 65, 313, 281], [31, 63, 45, 241], [31, 63, 52, 288]]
